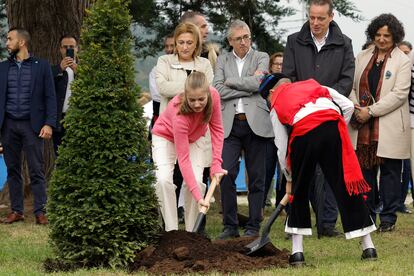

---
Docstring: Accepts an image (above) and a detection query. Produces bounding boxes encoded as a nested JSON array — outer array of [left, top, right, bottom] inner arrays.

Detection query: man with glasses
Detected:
[[282, 0, 355, 238], [213, 19, 273, 239], [51, 34, 79, 156]]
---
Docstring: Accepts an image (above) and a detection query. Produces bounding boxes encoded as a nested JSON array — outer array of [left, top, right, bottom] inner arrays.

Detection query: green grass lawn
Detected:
[[0, 199, 413, 275]]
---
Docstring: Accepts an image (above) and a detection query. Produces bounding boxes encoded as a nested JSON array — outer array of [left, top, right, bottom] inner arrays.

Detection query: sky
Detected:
[[278, 0, 414, 56]]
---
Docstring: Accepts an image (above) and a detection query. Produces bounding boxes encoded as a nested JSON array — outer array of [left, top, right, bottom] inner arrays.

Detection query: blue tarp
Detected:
[[0, 155, 6, 190], [236, 158, 278, 192]]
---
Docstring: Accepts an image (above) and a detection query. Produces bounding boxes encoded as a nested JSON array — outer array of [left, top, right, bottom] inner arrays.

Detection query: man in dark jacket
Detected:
[[0, 28, 57, 225], [51, 34, 78, 156], [282, 0, 355, 238]]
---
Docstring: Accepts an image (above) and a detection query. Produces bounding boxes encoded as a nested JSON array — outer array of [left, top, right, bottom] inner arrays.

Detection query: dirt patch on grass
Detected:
[[131, 230, 290, 275]]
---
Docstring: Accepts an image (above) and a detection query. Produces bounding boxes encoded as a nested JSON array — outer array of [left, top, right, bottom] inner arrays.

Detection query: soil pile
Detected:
[[131, 230, 290, 275]]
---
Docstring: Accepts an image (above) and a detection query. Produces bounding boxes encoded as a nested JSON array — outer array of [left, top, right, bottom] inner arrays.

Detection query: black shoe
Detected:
[[177, 207, 185, 224], [218, 227, 240, 240], [378, 223, 395, 232], [397, 206, 412, 214], [361, 248, 377, 261], [289, 252, 305, 266], [244, 229, 259, 237], [318, 227, 342, 238]]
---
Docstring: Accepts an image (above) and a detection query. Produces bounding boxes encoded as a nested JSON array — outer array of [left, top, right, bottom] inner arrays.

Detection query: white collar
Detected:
[[311, 29, 329, 44], [232, 47, 252, 61]]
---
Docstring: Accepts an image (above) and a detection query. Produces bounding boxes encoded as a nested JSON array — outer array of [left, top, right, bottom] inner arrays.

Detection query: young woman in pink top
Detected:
[[152, 72, 226, 232]]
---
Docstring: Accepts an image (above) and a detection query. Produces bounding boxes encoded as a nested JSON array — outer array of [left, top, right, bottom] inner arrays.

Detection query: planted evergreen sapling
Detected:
[[47, 0, 159, 268]]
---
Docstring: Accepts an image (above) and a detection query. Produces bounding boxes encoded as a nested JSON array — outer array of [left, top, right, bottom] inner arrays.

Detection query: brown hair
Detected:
[[269, 52, 284, 71], [179, 11, 204, 24], [309, 0, 333, 15], [178, 71, 212, 123], [173, 22, 202, 58]]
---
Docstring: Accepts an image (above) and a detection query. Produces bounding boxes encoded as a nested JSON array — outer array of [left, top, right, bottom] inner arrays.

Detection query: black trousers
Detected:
[[52, 113, 66, 157], [287, 121, 372, 234], [263, 139, 278, 208], [309, 166, 339, 231], [400, 159, 412, 209], [363, 158, 402, 225], [221, 118, 268, 231], [1, 118, 47, 215]]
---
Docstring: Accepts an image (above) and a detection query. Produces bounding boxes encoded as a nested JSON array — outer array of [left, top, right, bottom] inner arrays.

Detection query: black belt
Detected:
[[234, 113, 247, 121]]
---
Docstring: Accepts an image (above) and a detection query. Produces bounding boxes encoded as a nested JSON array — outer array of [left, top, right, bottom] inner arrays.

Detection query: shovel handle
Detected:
[[260, 193, 289, 238], [199, 175, 222, 214]]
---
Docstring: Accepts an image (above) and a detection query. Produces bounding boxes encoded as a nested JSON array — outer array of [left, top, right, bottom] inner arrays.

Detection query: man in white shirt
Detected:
[[282, 0, 355, 238], [51, 35, 79, 156], [213, 20, 273, 239]]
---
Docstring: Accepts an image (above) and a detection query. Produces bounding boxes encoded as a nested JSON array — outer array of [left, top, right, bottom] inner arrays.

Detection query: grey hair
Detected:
[[226, 20, 250, 40]]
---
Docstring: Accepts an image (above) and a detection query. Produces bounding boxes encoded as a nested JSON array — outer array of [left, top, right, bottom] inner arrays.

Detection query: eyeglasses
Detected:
[[232, 34, 251, 44], [61, 45, 76, 49], [272, 62, 283, 66]]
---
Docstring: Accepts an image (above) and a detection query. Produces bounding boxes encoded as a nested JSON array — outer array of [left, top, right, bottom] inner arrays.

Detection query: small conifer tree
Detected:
[[48, 0, 159, 268]]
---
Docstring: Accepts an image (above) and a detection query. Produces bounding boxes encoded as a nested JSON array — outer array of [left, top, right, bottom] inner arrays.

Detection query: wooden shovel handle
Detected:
[[200, 175, 222, 214]]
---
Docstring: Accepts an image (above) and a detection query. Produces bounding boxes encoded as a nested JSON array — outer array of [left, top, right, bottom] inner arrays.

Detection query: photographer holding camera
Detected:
[[51, 34, 79, 156]]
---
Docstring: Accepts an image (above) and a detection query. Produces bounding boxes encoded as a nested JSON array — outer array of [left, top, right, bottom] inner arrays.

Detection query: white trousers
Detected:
[[152, 134, 206, 232]]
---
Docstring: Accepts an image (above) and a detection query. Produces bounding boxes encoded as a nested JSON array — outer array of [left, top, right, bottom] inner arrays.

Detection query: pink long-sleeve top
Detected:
[[152, 86, 224, 201]]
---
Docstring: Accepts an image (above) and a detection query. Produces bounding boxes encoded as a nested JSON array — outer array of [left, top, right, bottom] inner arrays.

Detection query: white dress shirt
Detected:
[[63, 67, 74, 113], [233, 48, 252, 114], [311, 29, 329, 52]]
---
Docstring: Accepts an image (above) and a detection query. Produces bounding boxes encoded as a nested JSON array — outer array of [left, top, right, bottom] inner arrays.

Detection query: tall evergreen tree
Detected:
[[48, 0, 159, 268]]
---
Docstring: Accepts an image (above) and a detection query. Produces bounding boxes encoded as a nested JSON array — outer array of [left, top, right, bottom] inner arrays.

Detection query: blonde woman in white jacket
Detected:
[[155, 22, 213, 113], [155, 22, 214, 230]]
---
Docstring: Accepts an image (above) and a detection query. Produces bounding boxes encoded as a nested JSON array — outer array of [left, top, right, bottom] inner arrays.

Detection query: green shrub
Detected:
[[48, 0, 159, 268]]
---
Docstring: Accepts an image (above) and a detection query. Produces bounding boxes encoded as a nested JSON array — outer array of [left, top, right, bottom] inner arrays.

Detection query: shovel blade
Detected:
[[244, 235, 271, 255], [192, 212, 205, 233]]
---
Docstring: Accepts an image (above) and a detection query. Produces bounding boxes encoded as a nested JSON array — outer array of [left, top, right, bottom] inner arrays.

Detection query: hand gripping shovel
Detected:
[[192, 175, 222, 233], [245, 193, 289, 255]]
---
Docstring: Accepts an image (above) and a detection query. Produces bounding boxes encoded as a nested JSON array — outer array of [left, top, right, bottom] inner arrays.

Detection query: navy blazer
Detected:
[[0, 57, 57, 133]]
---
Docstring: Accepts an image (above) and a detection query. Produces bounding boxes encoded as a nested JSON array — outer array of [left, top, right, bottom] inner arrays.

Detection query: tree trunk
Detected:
[[6, 0, 93, 63], [0, 0, 93, 205]]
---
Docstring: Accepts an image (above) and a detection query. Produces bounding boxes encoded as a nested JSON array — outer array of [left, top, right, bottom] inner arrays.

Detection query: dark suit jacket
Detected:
[[283, 21, 355, 96], [0, 57, 57, 133], [51, 64, 69, 132]]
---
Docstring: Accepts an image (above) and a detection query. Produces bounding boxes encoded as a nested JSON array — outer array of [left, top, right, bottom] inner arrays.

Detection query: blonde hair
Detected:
[[173, 22, 202, 58], [178, 71, 212, 123]]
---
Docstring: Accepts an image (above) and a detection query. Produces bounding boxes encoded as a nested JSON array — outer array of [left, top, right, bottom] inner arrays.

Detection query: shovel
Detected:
[[244, 193, 289, 255], [192, 175, 222, 233]]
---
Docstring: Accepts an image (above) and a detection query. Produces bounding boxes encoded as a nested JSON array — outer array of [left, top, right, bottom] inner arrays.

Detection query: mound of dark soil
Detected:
[[131, 230, 290, 275]]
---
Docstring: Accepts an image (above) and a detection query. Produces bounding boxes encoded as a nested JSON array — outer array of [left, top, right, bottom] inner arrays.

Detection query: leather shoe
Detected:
[[318, 227, 342, 238], [289, 252, 305, 266], [244, 229, 259, 237], [35, 213, 48, 225], [397, 206, 412, 214], [361, 248, 377, 261], [218, 227, 240, 240], [378, 223, 395, 232], [3, 212, 24, 224]]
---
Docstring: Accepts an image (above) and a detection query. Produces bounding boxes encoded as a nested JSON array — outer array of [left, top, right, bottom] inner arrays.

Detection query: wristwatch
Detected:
[[367, 107, 374, 118]]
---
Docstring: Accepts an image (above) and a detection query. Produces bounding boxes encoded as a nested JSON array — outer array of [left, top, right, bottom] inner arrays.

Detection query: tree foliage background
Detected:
[[130, 0, 361, 58], [48, 0, 159, 268], [0, 0, 7, 60]]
